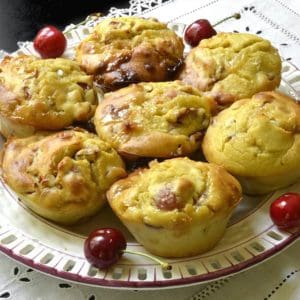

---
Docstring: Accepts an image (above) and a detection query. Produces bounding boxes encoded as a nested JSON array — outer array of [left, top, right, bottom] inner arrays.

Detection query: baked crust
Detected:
[[179, 33, 281, 108], [0, 128, 126, 224], [107, 157, 242, 257], [76, 17, 184, 92], [0, 55, 97, 137], [202, 91, 300, 194], [94, 81, 214, 158]]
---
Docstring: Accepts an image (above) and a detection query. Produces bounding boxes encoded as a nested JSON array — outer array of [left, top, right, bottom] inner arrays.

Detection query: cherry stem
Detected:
[[122, 249, 172, 270], [213, 13, 241, 27]]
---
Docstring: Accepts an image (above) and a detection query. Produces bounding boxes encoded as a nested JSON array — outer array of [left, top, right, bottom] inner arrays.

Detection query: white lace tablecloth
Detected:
[[1, 0, 300, 299]]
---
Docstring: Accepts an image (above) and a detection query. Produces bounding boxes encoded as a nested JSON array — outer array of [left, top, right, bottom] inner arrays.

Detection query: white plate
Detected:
[[0, 23, 300, 289]]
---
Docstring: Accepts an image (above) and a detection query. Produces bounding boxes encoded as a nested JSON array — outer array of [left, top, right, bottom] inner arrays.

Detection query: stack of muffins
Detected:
[[0, 16, 297, 258]]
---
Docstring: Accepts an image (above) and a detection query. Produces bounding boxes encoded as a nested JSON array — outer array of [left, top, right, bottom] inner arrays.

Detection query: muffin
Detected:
[[179, 32, 281, 108], [0, 55, 97, 138], [202, 91, 300, 195], [76, 16, 184, 92], [94, 81, 213, 158], [107, 157, 242, 258], [0, 128, 126, 224]]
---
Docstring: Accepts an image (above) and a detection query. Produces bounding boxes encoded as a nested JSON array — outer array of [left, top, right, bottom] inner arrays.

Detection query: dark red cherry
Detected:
[[184, 19, 216, 47], [184, 13, 241, 47], [84, 228, 171, 270], [33, 25, 67, 58], [270, 193, 300, 229], [84, 228, 126, 269]]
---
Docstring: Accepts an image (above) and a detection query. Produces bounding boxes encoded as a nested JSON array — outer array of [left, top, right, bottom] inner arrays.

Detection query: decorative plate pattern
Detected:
[[0, 16, 300, 289]]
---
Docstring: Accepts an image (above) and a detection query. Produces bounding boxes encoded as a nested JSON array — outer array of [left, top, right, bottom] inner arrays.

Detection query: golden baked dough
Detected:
[[202, 91, 300, 194], [0, 55, 97, 138], [76, 16, 184, 92], [107, 157, 242, 257], [179, 33, 281, 108], [0, 128, 126, 224], [94, 81, 213, 158]]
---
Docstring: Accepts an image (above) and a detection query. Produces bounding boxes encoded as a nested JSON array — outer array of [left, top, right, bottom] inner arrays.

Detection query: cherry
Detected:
[[184, 20, 216, 47], [33, 25, 67, 58], [84, 228, 171, 269], [84, 228, 126, 269], [270, 193, 300, 229], [184, 13, 241, 47]]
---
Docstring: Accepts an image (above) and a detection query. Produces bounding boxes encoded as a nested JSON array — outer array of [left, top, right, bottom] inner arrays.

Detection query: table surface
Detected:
[[0, 0, 300, 299]]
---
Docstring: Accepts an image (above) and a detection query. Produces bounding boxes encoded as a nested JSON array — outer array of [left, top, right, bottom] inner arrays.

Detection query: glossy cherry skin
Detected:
[[33, 25, 67, 58], [184, 19, 217, 47], [270, 193, 300, 229], [84, 228, 126, 269]]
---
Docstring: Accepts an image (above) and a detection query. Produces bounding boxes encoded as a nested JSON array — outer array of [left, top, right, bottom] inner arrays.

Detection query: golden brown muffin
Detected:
[[76, 16, 184, 92], [202, 91, 300, 195], [107, 157, 242, 257], [94, 81, 213, 158], [179, 32, 281, 108], [0, 55, 97, 138], [0, 128, 126, 224]]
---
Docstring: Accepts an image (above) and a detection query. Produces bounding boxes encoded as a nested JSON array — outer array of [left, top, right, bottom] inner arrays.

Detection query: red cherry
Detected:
[[84, 228, 171, 269], [270, 193, 300, 229], [184, 13, 241, 47], [184, 19, 216, 47], [33, 25, 67, 58], [84, 228, 126, 269]]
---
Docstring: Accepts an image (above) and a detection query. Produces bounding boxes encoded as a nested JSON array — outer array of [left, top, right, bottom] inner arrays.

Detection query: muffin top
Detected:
[[0, 128, 126, 223], [76, 16, 184, 91], [179, 32, 281, 106], [0, 55, 97, 130], [94, 81, 213, 158], [107, 157, 242, 229], [202, 91, 300, 177]]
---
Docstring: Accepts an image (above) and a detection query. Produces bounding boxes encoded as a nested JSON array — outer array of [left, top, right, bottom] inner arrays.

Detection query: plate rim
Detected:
[[0, 227, 299, 289]]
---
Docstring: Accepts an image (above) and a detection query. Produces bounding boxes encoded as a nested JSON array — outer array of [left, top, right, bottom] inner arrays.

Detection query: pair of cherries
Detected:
[[33, 14, 241, 58], [84, 192, 300, 270], [33, 20, 215, 58]]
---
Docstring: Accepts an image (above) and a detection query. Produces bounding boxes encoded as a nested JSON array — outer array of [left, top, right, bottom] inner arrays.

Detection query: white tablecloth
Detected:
[[1, 0, 300, 299]]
